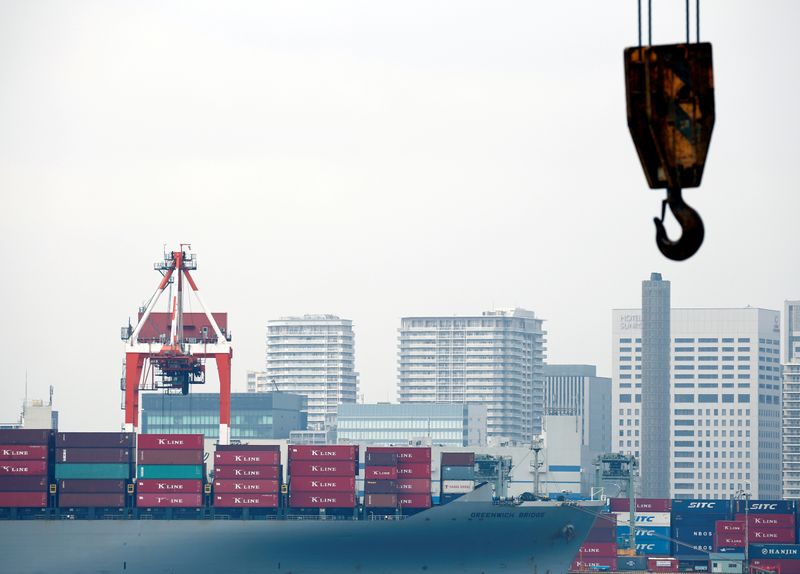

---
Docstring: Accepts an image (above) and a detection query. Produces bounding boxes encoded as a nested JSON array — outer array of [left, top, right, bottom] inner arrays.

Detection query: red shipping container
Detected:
[[396, 463, 432, 479], [213, 479, 279, 494], [591, 514, 617, 531], [716, 533, 745, 547], [716, 520, 745, 534], [0, 476, 48, 492], [647, 557, 680, 572], [365, 493, 397, 508], [0, 430, 51, 445], [0, 461, 47, 476], [289, 491, 356, 508], [609, 497, 671, 513], [58, 479, 127, 493], [585, 527, 617, 543], [750, 560, 800, 574], [396, 478, 431, 494], [290, 476, 355, 492], [59, 493, 126, 507], [0, 492, 48, 507], [748, 527, 796, 543], [136, 479, 203, 494], [577, 542, 618, 557], [365, 479, 397, 494], [288, 445, 357, 461], [735, 513, 796, 529], [57, 448, 133, 463], [136, 493, 203, 507], [214, 465, 280, 480], [367, 447, 431, 463], [214, 493, 279, 508], [289, 460, 356, 477], [571, 558, 617, 571], [214, 451, 279, 466], [365, 466, 398, 480], [397, 493, 431, 508], [136, 434, 203, 450], [0, 445, 48, 461], [138, 450, 203, 465]]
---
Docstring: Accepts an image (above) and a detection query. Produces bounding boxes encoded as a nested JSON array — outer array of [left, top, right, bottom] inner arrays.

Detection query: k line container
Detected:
[[441, 466, 475, 480], [56, 433, 135, 448], [364, 493, 397, 508], [0, 461, 48, 476], [289, 491, 356, 508], [571, 557, 617, 570], [716, 520, 745, 534], [0, 492, 47, 507], [213, 479, 279, 494], [57, 448, 133, 463], [609, 497, 671, 513], [0, 445, 48, 461], [137, 464, 203, 480], [396, 479, 431, 494], [396, 463, 431, 479], [365, 479, 397, 494], [0, 476, 48, 492], [748, 527, 796, 543], [58, 479, 127, 493], [397, 493, 431, 508], [367, 447, 431, 463], [136, 479, 203, 494], [138, 450, 203, 465], [58, 493, 126, 507], [290, 476, 355, 492], [440, 452, 474, 466], [136, 434, 204, 450], [136, 493, 203, 507], [365, 467, 397, 480], [55, 463, 131, 480], [288, 461, 355, 477], [214, 493, 279, 508], [576, 542, 617, 556], [213, 465, 280, 480], [716, 533, 745, 547], [214, 451, 279, 466], [0, 430, 52, 445], [288, 445, 358, 461], [735, 513, 796, 529]]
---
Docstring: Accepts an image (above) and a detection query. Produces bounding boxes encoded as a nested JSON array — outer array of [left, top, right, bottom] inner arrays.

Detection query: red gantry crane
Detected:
[[120, 245, 233, 444]]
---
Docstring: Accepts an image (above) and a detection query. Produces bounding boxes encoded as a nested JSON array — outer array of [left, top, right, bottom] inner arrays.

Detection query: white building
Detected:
[[612, 307, 782, 499], [398, 308, 546, 445], [259, 315, 358, 431], [782, 300, 800, 499]]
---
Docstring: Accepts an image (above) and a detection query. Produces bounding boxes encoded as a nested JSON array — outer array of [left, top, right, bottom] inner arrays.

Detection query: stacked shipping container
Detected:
[[55, 432, 135, 507], [749, 544, 800, 574], [136, 434, 204, 508], [0, 430, 51, 508], [572, 512, 618, 571], [611, 498, 672, 556], [288, 445, 358, 509], [670, 499, 732, 560], [213, 445, 280, 509], [364, 447, 431, 511], [439, 452, 474, 505]]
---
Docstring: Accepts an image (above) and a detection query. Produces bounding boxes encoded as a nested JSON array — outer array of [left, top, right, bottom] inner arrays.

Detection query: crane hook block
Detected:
[[624, 43, 715, 190]]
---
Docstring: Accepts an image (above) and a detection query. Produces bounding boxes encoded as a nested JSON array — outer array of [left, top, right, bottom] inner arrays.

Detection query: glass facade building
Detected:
[[783, 300, 800, 498], [141, 392, 307, 439]]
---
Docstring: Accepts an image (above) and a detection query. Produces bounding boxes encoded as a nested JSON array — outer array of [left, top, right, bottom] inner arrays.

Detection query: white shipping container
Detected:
[[442, 480, 474, 494], [614, 511, 671, 527]]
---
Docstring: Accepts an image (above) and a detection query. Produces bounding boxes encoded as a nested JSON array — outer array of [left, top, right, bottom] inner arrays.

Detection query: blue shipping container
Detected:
[[672, 540, 714, 558], [673, 525, 715, 540], [617, 556, 648, 571], [749, 544, 800, 560], [636, 539, 672, 555], [671, 499, 732, 520], [734, 500, 796, 515]]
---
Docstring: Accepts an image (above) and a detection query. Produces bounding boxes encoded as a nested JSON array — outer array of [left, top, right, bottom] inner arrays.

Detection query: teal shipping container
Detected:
[[55, 463, 132, 480], [137, 465, 203, 480]]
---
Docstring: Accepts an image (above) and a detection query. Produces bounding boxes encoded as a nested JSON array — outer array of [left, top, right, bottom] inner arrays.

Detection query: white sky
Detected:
[[1, 1, 798, 430]]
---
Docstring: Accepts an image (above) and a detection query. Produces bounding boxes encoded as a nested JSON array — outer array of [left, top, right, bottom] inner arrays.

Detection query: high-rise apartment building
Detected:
[[783, 300, 800, 498], [612, 307, 782, 499], [398, 308, 545, 445], [262, 315, 358, 431], [543, 364, 611, 493], [641, 272, 671, 498]]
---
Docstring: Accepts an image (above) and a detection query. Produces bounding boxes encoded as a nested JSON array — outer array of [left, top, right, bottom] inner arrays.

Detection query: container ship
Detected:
[[0, 430, 603, 574]]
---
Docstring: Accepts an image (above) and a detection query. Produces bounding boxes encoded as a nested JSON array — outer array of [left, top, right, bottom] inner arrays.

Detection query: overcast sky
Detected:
[[1, 1, 798, 431]]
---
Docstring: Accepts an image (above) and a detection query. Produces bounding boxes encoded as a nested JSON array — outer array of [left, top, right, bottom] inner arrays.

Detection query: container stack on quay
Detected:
[[363, 447, 431, 513], [136, 434, 204, 509], [213, 444, 281, 510], [288, 445, 358, 512], [55, 432, 135, 508], [611, 498, 672, 556], [749, 543, 800, 574], [671, 499, 732, 562], [734, 499, 796, 545], [572, 511, 618, 571], [0, 430, 51, 510], [439, 452, 475, 505]]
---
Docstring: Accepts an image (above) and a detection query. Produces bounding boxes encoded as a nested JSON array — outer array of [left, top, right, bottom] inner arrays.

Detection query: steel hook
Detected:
[[653, 188, 704, 261]]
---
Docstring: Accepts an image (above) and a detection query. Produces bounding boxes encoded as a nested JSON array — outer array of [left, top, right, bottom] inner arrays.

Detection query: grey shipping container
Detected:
[[364, 493, 397, 508], [0, 476, 48, 492], [56, 433, 135, 448], [365, 452, 397, 466], [441, 466, 475, 480], [441, 452, 474, 466], [58, 479, 128, 493], [56, 448, 134, 463], [215, 444, 280, 452], [364, 480, 398, 494], [0, 430, 52, 445], [58, 493, 126, 507]]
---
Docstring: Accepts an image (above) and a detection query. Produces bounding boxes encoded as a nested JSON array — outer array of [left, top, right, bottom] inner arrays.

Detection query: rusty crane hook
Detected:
[[653, 188, 704, 261]]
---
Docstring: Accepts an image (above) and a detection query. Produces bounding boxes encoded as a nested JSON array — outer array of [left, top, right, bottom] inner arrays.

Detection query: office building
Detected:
[[336, 403, 487, 446], [398, 308, 545, 445], [543, 364, 611, 493], [263, 315, 358, 431], [612, 307, 782, 499], [141, 392, 307, 439], [783, 300, 800, 498]]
